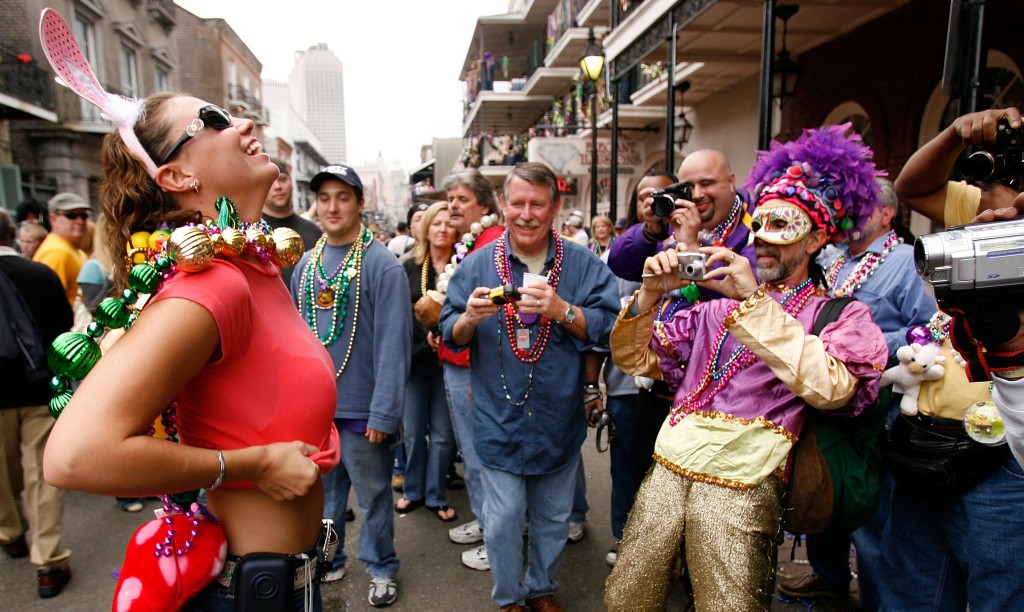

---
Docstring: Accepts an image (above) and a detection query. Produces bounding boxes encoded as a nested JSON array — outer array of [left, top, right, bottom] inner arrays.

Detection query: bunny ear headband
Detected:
[[39, 8, 158, 177]]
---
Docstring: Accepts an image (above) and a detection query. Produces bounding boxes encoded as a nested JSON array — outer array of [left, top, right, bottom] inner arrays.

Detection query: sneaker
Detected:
[[368, 576, 397, 607], [449, 519, 484, 544], [322, 566, 346, 583], [461, 544, 490, 571], [777, 572, 849, 599], [567, 520, 586, 543], [606, 540, 620, 566], [118, 498, 144, 513]]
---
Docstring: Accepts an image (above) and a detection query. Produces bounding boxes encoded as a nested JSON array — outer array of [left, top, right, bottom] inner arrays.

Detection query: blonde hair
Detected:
[[414, 201, 452, 265], [590, 214, 614, 237]]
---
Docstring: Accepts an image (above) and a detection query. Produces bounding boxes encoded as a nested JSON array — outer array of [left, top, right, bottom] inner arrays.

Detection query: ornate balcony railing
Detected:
[[0, 47, 54, 113]]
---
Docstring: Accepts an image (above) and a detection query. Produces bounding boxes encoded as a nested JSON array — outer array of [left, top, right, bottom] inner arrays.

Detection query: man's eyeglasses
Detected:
[[160, 105, 233, 165], [58, 211, 90, 221]]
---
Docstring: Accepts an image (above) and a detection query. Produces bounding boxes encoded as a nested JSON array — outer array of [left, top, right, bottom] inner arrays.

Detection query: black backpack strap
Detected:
[[812, 296, 856, 336]]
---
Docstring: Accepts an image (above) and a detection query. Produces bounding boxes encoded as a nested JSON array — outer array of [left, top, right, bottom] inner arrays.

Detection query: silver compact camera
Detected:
[[676, 251, 706, 281], [914, 218, 1024, 300]]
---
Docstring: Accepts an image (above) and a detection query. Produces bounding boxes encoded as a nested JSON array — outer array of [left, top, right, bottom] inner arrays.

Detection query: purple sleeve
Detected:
[[648, 302, 708, 391], [819, 300, 888, 418], [608, 223, 660, 282]]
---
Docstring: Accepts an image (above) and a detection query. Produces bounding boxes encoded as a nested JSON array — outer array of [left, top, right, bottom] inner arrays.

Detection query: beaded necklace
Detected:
[[667, 279, 821, 425], [493, 229, 565, 406], [298, 226, 372, 351], [698, 196, 743, 247], [826, 230, 900, 297], [589, 236, 614, 258]]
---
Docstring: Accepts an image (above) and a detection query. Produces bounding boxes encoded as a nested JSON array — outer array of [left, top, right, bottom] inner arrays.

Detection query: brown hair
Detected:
[[442, 168, 500, 217], [414, 201, 452, 265], [502, 162, 560, 207], [99, 92, 201, 290]]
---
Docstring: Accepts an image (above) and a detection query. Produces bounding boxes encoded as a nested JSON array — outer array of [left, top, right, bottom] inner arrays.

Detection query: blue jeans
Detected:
[[323, 425, 400, 577], [393, 442, 407, 476], [607, 394, 640, 539], [481, 454, 580, 606], [571, 460, 588, 523], [402, 366, 455, 507], [443, 362, 485, 531], [878, 455, 1024, 611]]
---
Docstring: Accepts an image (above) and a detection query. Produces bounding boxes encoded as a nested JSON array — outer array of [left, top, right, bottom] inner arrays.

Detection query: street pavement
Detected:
[[0, 428, 856, 611]]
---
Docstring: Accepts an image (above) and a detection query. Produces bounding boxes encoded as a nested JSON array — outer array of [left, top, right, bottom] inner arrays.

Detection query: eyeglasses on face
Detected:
[[160, 105, 233, 165], [59, 211, 90, 221]]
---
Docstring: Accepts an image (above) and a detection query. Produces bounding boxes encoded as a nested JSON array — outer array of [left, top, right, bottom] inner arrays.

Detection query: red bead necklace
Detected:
[[493, 229, 565, 363]]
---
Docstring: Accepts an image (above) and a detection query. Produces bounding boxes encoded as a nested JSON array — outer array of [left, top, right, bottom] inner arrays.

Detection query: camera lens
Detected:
[[913, 235, 933, 275], [963, 151, 997, 181]]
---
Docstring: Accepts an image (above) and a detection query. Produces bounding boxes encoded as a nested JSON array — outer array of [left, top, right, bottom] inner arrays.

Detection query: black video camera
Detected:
[[650, 182, 693, 219], [959, 119, 1024, 184]]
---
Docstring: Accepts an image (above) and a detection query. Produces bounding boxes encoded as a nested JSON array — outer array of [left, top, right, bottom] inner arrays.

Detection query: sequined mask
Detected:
[[751, 202, 813, 245]]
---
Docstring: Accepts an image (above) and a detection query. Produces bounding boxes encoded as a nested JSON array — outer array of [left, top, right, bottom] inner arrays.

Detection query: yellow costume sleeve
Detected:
[[726, 290, 858, 410], [609, 292, 662, 380]]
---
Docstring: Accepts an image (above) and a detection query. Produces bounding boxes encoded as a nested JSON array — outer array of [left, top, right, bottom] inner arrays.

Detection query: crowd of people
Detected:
[[3, 60, 1024, 612]]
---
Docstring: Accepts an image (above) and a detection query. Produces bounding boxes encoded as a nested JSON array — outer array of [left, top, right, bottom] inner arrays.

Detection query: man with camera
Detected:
[[441, 163, 619, 612], [605, 126, 887, 611], [875, 176, 1024, 609], [895, 106, 1022, 227], [608, 149, 754, 283]]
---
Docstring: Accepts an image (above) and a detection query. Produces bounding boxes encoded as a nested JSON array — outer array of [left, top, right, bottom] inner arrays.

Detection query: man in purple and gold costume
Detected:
[[605, 125, 888, 611]]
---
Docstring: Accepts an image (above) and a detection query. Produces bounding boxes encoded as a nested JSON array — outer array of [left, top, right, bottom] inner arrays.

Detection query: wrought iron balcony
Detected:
[[0, 47, 55, 118]]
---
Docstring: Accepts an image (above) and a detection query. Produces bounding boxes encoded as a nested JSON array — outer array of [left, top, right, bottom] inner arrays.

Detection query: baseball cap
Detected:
[[407, 201, 431, 226], [615, 217, 628, 229], [47, 192, 88, 213], [310, 164, 363, 200]]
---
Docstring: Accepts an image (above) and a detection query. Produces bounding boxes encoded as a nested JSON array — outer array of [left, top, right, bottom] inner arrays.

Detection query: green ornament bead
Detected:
[[48, 390, 73, 419], [86, 321, 105, 338], [47, 332, 101, 380], [49, 376, 68, 394], [128, 263, 162, 294], [154, 257, 171, 272], [121, 289, 139, 305], [839, 217, 855, 231], [94, 297, 131, 329]]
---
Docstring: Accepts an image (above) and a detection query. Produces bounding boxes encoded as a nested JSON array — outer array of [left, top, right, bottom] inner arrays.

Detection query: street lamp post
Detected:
[[580, 28, 605, 220]]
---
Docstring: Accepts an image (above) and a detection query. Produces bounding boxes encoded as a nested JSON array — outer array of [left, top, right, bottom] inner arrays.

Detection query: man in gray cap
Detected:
[[32, 193, 90, 307]]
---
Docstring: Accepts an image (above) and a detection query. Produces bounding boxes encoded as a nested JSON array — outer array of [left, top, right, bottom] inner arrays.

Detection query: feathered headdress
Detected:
[[744, 123, 885, 241]]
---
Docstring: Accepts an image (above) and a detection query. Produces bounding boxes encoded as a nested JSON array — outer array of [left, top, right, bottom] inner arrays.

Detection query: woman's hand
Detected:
[[698, 246, 760, 300], [426, 330, 441, 352], [254, 441, 323, 501]]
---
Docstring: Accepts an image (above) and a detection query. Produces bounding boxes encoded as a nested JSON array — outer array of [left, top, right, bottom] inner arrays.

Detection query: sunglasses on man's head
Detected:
[[59, 211, 90, 221], [160, 105, 233, 165]]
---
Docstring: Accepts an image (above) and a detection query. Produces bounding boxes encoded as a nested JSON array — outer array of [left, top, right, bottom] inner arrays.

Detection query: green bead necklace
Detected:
[[299, 226, 372, 351]]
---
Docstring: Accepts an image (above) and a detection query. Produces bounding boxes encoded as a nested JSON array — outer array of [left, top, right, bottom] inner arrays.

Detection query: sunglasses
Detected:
[[59, 211, 90, 221], [160, 105, 233, 165]]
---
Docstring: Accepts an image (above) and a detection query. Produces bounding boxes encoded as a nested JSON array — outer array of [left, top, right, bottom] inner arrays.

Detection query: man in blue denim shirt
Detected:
[[441, 163, 619, 612]]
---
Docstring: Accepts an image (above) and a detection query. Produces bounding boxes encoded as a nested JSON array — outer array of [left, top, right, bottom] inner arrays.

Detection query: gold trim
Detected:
[[653, 455, 788, 490], [654, 321, 679, 361], [675, 409, 798, 443], [723, 286, 766, 327]]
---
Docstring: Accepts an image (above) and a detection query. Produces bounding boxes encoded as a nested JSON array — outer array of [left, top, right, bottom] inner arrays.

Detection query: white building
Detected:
[[289, 43, 348, 164]]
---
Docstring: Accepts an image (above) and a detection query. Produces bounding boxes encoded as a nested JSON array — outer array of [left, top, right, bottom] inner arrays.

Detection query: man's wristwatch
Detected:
[[560, 304, 576, 325]]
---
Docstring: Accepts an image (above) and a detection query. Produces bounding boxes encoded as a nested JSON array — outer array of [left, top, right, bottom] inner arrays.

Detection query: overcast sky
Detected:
[[175, 0, 510, 172]]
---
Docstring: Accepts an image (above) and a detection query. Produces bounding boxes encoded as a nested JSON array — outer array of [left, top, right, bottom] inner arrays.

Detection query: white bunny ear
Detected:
[[38, 8, 157, 177]]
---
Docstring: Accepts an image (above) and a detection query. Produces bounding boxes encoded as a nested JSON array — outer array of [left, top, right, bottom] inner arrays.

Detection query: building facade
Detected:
[[289, 43, 348, 164]]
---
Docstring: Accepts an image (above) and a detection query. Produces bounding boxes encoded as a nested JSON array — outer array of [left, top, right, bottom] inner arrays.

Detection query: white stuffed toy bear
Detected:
[[879, 343, 947, 416]]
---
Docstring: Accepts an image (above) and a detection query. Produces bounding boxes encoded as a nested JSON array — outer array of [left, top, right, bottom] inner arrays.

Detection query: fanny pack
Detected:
[[884, 413, 1009, 500]]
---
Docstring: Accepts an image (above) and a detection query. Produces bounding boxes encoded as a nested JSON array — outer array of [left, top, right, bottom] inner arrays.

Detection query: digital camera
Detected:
[[914, 218, 1024, 301], [959, 119, 1024, 184], [650, 182, 694, 219], [488, 284, 521, 305], [676, 251, 707, 281]]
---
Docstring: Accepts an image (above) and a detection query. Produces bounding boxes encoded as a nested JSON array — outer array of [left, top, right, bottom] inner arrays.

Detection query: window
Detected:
[[823, 101, 873, 149], [119, 43, 140, 98], [155, 67, 170, 93], [72, 11, 100, 120], [228, 60, 238, 99]]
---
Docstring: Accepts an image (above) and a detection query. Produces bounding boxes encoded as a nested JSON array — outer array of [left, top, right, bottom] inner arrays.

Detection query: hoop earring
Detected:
[[189, 179, 200, 193]]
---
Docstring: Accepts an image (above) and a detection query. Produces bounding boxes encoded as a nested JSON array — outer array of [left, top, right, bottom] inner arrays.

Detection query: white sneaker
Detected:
[[322, 566, 346, 582], [568, 520, 586, 543], [449, 519, 484, 544], [606, 540, 620, 566], [368, 576, 397, 607], [461, 544, 490, 571]]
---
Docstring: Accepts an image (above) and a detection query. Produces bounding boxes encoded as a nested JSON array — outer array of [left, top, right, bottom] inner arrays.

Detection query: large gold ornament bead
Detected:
[[219, 227, 246, 258], [272, 227, 304, 268], [166, 227, 215, 272]]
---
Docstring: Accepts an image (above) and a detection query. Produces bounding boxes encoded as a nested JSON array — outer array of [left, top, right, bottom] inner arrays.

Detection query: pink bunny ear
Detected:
[[38, 8, 158, 177]]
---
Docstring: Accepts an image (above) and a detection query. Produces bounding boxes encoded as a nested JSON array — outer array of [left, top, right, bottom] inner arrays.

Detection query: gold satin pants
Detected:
[[605, 462, 785, 612]]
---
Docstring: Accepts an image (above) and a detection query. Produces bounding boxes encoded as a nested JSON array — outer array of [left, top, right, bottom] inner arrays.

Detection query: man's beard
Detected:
[[755, 243, 804, 283]]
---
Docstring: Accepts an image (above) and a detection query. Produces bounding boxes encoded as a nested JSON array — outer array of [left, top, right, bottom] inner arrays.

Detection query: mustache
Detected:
[[755, 245, 780, 258], [515, 220, 541, 229]]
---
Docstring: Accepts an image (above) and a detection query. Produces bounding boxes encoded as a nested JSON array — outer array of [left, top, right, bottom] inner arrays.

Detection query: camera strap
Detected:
[[945, 304, 1024, 381]]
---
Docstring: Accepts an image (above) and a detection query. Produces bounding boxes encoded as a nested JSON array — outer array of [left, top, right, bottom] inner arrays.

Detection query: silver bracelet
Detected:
[[208, 450, 225, 491]]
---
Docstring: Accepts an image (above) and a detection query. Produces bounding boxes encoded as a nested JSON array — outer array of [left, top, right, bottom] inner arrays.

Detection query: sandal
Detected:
[[394, 497, 423, 514], [427, 504, 458, 523]]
